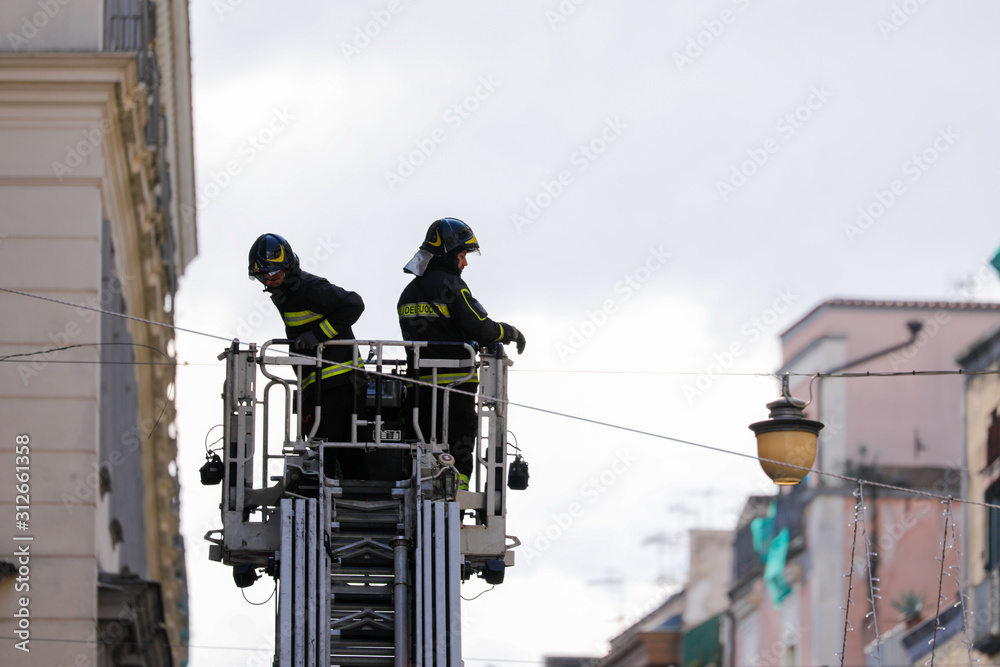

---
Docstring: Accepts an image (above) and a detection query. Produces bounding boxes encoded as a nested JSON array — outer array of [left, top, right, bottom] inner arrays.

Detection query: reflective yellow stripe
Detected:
[[418, 371, 479, 385], [399, 303, 450, 318], [283, 310, 323, 326], [318, 319, 337, 338], [494, 323, 505, 342], [461, 289, 486, 321], [302, 357, 365, 389]]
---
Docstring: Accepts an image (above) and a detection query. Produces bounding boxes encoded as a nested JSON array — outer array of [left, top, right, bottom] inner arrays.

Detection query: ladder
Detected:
[[205, 340, 518, 666]]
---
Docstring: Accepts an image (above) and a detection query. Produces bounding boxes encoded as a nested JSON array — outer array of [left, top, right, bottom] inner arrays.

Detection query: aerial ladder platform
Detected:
[[203, 339, 524, 666]]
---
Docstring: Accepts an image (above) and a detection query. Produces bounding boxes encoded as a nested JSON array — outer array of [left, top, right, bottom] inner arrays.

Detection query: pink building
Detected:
[[729, 299, 1000, 667]]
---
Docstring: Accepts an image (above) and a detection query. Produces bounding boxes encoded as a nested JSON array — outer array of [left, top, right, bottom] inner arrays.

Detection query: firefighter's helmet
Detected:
[[248, 233, 299, 279], [420, 218, 481, 257]]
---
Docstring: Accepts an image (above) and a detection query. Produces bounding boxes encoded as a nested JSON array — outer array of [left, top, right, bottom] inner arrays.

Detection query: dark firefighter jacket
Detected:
[[397, 262, 516, 385], [268, 270, 364, 389]]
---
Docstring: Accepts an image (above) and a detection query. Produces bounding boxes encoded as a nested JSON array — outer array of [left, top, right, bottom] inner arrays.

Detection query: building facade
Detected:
[[958, 323, 1000, 664], [600, 299, 1000, 667], [599, 530, 733, 667], [0, 1, 195, 665], [730, 299, 1000, 667]]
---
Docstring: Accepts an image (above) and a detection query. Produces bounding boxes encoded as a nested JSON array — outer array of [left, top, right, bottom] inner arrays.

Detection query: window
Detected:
[[988, 409, 1000, 468], [987, 480, 1000, 571]]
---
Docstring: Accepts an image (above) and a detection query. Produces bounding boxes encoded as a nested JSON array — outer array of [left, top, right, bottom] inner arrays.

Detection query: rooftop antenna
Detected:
[[587, 573, 625, 626]]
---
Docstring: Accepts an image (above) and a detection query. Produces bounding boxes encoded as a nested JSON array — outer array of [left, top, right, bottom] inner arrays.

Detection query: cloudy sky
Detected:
[[173, 2, 1000, 664]]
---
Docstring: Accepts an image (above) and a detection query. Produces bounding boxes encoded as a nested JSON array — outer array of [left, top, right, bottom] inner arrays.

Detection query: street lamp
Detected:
[[749, 375, 824, 485]]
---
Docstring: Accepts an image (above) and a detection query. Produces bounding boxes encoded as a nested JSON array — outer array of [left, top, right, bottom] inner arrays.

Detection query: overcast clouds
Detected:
[[174, 2, 1000, 664]]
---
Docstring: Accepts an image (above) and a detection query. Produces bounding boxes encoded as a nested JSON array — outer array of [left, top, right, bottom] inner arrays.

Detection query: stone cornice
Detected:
[[0, 52, 139, 85]]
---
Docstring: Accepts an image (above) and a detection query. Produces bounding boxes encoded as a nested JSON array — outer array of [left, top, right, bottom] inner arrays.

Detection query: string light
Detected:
[[926, 500, 955, 667], [840, 487, 863, 667], [947, 498, 980, 667], [858, 484, 883, 666]]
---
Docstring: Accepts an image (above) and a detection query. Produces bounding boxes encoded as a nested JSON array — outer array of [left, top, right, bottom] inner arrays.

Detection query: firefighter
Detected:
[[248, 233, 368, 479], [397, 218, 526, 489]]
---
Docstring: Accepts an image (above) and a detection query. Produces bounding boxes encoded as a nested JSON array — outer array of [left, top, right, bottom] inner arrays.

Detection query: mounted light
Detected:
[[479, 560, 505, 585], [749, 377, 824, 485], [508, 454, 529, 490], [232, 563, 260, 588], [199, 453, 224, 485]]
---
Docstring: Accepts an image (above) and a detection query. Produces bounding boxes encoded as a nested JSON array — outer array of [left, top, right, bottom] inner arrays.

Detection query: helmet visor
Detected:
[[251, 267, 283, 282]]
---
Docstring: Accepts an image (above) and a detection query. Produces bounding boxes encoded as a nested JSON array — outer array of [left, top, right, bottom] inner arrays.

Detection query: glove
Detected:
[[500, 323, 526, 355], [292, 330, 320, 351]]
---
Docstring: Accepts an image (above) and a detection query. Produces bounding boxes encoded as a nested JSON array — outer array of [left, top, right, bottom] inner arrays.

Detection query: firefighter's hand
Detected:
[[514, 330, 526, 355], [501, 323, 526, 355], [292, 330, 320, 351]]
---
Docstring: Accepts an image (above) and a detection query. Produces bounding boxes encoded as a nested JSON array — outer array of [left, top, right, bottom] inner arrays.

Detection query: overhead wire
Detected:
[[3, 285, 998, 511], [0, 338, 177, 438], [0, 632, 551, 663], [0, 286, 233, 343], [516, 367, 1000, 378]]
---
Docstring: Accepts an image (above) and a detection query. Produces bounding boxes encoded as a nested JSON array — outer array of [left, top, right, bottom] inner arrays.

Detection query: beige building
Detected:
[[958, 323, 1000, 664], [0, 1, 196, 665]]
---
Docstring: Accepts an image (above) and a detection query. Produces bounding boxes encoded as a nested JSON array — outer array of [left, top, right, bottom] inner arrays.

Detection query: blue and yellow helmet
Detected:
[[420, 218, 481, 257], [248, 233, 299, 278]]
